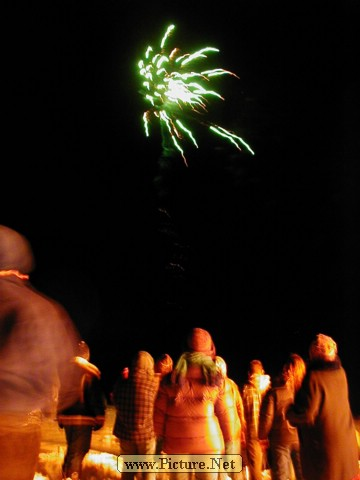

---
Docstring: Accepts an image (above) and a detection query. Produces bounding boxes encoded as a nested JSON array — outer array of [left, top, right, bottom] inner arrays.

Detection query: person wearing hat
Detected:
[[286, 333, 359, 480], [186, 327, 217, 359], [0, 225, 81, 480], [154, 327, 234, 480]]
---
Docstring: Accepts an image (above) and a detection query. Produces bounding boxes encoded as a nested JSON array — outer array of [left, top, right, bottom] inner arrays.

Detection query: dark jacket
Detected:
[[57, 358, 106, 429], [259, 383, 299, 445], [286, 358, 359, 480]]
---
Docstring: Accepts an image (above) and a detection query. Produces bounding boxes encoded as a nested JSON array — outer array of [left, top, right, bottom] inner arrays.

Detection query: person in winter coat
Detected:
[[154, 327, 234, 480], [258, 353, 306, 480], [112, 350, 160, 480], [286, 333, 359, 480], [57, 340, 106, 480], [215, 355, 247, 480], [0, 225, 81, 480]]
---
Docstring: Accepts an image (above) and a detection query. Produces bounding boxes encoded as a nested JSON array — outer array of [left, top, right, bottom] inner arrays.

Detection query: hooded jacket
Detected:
[[154, 351, 233, 454]]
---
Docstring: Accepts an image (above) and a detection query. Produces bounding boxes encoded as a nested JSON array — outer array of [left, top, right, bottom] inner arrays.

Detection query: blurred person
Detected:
[[258, 353, 306, 480], [112, 350, 160, 480], [242, 359, 271, 480], [57, 340, 107, 480], [286, 333, 359, 480], [215, 355, 247, 480], [0, 224, 81, 480], [153, 327, 234, 480]]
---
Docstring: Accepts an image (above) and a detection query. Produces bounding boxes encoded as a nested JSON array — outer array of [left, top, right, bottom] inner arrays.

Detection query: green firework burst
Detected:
[[137, 24, 254, 165]]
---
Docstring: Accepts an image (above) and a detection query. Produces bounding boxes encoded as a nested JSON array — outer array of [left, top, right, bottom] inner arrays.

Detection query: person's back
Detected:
[[260, 382, 297, 441], [154, 328, 234, 480], [286, 334, 359, 480], [112, 350, 160, 480], [0, 225, 81, 480], [215, 356, 246, 446], [155, 353, 231, 454], [242, 359, 271, 480], [224, 377, 246, 443], [57, 341, 107, 479], [259, 353, 306, 480], [215, 356, 246, 480]]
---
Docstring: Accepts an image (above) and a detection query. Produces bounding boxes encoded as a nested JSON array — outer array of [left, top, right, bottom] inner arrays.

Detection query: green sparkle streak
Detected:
[[137, 24, 254, 164]]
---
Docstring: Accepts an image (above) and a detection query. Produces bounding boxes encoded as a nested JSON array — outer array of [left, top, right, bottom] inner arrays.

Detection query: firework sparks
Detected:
[[137, 24, 255, 165]]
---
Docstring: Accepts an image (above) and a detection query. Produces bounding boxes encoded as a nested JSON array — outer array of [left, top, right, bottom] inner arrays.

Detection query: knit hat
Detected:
[[187, 327, 216, 358], [309, 333, 338, 360]]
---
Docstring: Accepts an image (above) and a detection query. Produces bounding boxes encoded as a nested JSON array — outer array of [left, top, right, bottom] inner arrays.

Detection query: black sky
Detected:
[[4, 1, 359, 411]]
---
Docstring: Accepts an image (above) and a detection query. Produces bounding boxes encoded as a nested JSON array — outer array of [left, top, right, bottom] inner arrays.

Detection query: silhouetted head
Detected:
[[0, 225, 35, 273], [309, 333, 338, 361], [132, 351, 155, 373], [248, 359, 270, 393], [248, 359, 264, 376], [155, 353, 173, 376], [283, 353, 306, 392]]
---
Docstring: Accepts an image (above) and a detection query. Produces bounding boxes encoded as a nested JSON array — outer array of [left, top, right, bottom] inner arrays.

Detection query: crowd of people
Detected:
[[0, 225, 359, 480], [110, 329, 359, 480]]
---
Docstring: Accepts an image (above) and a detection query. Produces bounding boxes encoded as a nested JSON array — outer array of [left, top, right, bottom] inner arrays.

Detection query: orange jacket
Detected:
[[154, 358, 233, 454]]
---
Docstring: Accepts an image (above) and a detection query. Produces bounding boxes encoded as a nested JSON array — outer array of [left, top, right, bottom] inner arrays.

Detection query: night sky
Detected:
[[4, 2, 359, 412]]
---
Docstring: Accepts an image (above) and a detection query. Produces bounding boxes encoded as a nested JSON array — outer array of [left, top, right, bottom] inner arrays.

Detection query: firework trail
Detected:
[[137, 24, 255, 166]]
